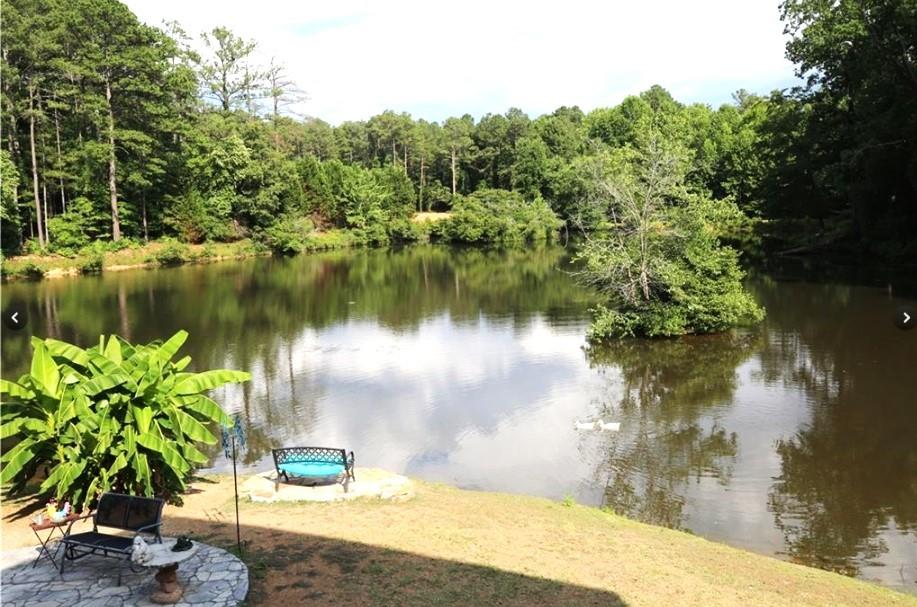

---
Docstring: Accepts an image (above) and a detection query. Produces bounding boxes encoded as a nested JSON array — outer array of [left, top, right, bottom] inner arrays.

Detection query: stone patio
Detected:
[[0, 539, 248, 607], [241, 466, 414, 503]]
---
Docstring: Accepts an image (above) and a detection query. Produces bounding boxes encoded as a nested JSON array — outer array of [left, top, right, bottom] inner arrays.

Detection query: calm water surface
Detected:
[[2, 245, 915, 592]]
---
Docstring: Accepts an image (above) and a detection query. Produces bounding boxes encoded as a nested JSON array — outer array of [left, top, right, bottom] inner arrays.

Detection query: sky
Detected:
[[125, 0, 801, 125]]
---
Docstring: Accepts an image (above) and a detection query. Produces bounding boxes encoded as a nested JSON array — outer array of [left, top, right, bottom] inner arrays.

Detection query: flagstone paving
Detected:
[[0, 539, 248, 607]]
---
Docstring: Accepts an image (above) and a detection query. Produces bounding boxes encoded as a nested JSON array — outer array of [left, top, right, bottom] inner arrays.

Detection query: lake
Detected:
[[2, 245, 915, 593]]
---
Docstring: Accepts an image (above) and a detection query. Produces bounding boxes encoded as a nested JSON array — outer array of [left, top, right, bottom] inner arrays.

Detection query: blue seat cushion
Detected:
[[279, 461, 345, 478]]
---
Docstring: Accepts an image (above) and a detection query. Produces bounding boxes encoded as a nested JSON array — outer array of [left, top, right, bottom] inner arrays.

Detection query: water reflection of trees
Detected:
[[752, 279, 917, 577], [585, 334, 757, 529], [1, 245, 595, 369], [1, 245, 598, 466]]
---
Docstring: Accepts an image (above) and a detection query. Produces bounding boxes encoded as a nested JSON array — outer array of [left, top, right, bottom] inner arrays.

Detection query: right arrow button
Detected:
[[895, 305, 916, 331]]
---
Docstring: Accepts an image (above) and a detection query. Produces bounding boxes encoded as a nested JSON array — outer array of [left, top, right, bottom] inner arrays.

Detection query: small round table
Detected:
[[138, 539, 199, 604]]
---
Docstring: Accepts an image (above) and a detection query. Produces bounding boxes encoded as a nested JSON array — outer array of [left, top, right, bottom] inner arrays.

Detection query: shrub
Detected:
[[48, 215, 90, 255], [23, 239, 45, 256], [244, 238, 269, 255], [19, 262, 44, 280], [0, 331, 250, 508], [164, 191, 234, 243], [151, 239, 191, 266], [200, 242, 218, 259], [389, 217, 431, 243], [107, 237, 141, 252], [255, 216, 314, 256], [47, 198, 110, 254], [422, 181, 452, 212], [0, 151, 21, 255], [78, 254, 104, 274], [437, 189, 562, 244], [302, 229, 358, 251]]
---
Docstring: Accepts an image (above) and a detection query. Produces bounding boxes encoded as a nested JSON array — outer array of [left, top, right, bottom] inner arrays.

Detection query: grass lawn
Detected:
[[2, 475, 913, 607]]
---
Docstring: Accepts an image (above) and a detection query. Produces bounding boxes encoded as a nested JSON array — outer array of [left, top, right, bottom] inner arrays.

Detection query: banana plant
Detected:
[[0, 330, 250, 509]]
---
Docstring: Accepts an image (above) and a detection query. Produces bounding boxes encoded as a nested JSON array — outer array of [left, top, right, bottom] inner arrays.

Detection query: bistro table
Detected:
[[28, 512, 87, 571], [138, 538, 200, 604]]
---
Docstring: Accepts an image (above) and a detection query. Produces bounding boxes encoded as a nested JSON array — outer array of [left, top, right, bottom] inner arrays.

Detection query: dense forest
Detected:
[[1, 0, 915, 262]]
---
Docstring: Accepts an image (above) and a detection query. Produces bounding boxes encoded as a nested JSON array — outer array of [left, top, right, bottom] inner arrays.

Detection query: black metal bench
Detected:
[[272, 447, 355, 492], [60, 492, 164, 584]]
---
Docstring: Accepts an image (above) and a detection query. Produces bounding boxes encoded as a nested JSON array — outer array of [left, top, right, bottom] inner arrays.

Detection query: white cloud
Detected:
[[125, 0, 798, 123]]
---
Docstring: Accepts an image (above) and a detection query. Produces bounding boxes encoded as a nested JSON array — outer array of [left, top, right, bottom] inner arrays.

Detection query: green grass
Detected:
[[162, 477, 915, 607], [1, 239, 263, 279], [3, 475, 913, 606], [0, 229, 380, 280]]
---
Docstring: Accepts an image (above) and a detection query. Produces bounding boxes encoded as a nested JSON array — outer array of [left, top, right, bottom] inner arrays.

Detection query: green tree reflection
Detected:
[[752, 279, 917, 577], [1, 245, 599, 466], [585, 333, 757, 529]]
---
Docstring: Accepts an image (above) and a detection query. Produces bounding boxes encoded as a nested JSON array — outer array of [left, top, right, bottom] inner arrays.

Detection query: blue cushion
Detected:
[[279, 462, 345, 478]]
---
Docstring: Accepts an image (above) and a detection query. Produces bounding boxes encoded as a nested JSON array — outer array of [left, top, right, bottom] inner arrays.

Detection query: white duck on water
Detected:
[[574, 420, 621, 432]]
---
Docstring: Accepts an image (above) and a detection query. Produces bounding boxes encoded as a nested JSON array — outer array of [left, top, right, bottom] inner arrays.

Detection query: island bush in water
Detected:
[[0, 331, 250, 509], [576, 135, 764, 339]]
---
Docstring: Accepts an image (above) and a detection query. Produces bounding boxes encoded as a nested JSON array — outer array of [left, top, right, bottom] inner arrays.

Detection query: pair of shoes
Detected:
[[172, 536, 193, 552]]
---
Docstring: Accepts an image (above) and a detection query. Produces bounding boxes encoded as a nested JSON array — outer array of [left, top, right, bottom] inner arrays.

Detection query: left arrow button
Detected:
[[3, 306, 28, 331]]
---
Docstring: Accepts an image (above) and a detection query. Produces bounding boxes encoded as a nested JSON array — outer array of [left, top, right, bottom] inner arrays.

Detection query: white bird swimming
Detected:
[[574, 420, 621, 432]]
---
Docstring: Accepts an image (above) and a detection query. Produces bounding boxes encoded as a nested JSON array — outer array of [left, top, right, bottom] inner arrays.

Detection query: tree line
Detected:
[[1, 0, 914, 260]]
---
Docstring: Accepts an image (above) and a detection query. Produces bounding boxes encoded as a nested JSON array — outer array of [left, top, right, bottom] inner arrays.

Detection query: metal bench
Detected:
[[272, 447, 355, 492], [59, 492, 164, 584]]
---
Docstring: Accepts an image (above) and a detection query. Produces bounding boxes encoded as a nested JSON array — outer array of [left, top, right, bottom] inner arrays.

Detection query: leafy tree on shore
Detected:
[[0, 150, 22, 252], [0, 0, 912, 264], [198, 26, 261, 113]]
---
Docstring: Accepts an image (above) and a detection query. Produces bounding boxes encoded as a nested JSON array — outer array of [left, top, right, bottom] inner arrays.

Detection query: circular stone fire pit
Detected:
[[241, 467, 414, 503], [0, 539, 248, 607]]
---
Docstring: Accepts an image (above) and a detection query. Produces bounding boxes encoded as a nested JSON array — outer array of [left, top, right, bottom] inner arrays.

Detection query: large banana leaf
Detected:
[[0, 331, 250, 509], [174, 370, 251, 395], [29, 340, 60, 398]]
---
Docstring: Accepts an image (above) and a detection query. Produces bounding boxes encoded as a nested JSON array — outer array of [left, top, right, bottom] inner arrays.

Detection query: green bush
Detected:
[[389, 218, 431, 243], [78, 254, 104, 274], [200, 242, 218, 259], [244, 238, 269, 255], [23, 239, 45, 256], [302, 229, 358, 251], [163, 191, 234, 243], [255, 216, 314, 256], [437, 189, 562, 244], [0, 331, 250, 508], [19, 262, 45, 280], [77, 238, 140, 259], [0, 151, 21, 255], [47, 198, 110, 254], [48, 215, 90, 255], [107, 237, 141, 252], [151, 239, 191, 266]]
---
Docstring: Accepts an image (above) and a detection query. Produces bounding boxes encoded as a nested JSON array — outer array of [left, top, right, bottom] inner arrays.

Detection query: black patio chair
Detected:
[[60, 492, 164, 584]]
